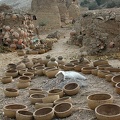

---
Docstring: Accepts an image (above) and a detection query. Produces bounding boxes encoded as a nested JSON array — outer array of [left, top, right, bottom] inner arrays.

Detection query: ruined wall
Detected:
[[31, 0, 61, 29], [74, 8, 120, 55]]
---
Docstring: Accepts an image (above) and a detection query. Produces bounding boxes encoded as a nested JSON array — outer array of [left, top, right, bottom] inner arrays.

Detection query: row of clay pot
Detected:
[[3, 82, 80, 119], [3, 102, 73, 120]]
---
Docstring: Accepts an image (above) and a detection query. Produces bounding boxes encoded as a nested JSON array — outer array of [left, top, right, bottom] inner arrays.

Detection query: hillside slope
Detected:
[[0, 0, 32, 10]]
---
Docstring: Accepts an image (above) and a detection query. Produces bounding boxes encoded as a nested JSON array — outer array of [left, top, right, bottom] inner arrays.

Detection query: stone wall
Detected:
[[74, 8, 120, 55], [31, 0, 61, 29]]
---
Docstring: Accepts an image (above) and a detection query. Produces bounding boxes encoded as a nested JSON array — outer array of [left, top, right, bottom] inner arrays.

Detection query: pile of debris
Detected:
[[71, 8, 120, 55]]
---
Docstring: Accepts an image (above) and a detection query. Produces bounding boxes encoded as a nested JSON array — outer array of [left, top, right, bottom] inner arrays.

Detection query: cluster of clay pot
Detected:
[[82, 60, 120, 120], [1, 12, 36, 51], [2, 79, 80, 119]]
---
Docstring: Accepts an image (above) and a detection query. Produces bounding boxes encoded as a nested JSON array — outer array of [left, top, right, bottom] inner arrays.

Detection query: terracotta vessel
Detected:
[[1, 76, 13, 84], [91, 69, 98, 76], [17, 50, 25, 56], [5, 69, 18, 78], [105, 67, 120, 72], [47, 58, 58, 67], [115, 82, 120, 94], [43, 55, 51, 66], [42, 67, 56, 75], [16, 110, 33, 120], [33, 107, 54, 120], [19, 68, 28, 76], [25, 61, 34, 69], [74, 64, 89, 72], [111, 75, 120, 87], [97, 70, 110, 78], [17, 82, 30, 89], [45, 68, 59, 78], [18, 76, 31, 83], [63, 83, 80, 96], [3, 104, 28, 118], [93, 60, 109, 67], [54, 97, 72, 105], [48, 88, 63, 98], [54, 102, 73, 118], [23, 72, 34, 79], [95, 104, 120, 120], [81, 67, 96, 74], [16, 62, 26, 70], [105, 74, 114, 82], [30, 93, 46, 104], [4, 88, 19, 97], [97, 64, 112, 70], [57, 56, 65, 66], [29, 88, 47, 95], [63, 63, 74, 71], [87, 93, 113, 110], [35, 66, 44, 76]]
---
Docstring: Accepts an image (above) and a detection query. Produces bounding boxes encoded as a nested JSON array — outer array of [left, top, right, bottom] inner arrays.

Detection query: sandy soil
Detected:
[[0, 28, 120, 120]]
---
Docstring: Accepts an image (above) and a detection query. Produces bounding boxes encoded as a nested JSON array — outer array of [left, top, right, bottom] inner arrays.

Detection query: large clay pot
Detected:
[[4, 88, 19, 97], [111, 75, 120, 87], [45, 68, 59, 78], [87, 93, 113, 110], [3, 104, 28, 118], [43, 55, 51, 66], [48, 88, 64, 98], [57, 56, 65, 66], [54, 102, 73, 118], [47, 58, 58, 67], [1, 76, 13, 84], [17, 82, 30, 89], [16, 110, 33, 120], [95, 104, 120, 120], [30, 93, 46, 104], [29, 88, 48, 95], [5, 69, 18, 78], [93, 60, 109, 67], [18, 76, 31, 83], [33, 107, 54, 120], [54, 97, 72, 105], [16, 62, 26, 70], [63, 83, 80, 96]]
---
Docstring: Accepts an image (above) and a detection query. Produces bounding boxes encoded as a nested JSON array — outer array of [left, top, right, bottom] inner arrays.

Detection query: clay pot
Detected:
[[27, 69, 36, 75], [63, 83, 80, 96], [30, 93, 46, 104], [7, 63, 16, 70], [25, 61, 34, 69], [38, 49, 46, 54], [32, 64, 45, 69], [18, 76, 31, 83], [1, 76, 13, 84], [111, 75, 120, 87], [42, 95, 59, 103], [17, 50, 25, 56], [3, 104, 28, 118], [10, 44, 17, 51], [91, 69, 98, 76], [35, 66, 44, 76], [47, 58, 58, 67], [42, 67, 56, 75], [29, 50, 38, 55], [4, 88, 19, 97], [16, 62, 26, 70], [81, 67, 96, 74], [93, 60, 109, 67], [17, 82, 30, 89], [57, 56, 65, 65], [115, 82, 120, 94], [87, 93, 113, 110], [23, 72, 34, 79], [5, 70, 18, 78], [32, 58, 38, 64], [63, 63, 74, 71], [97, 64, 112, 70], [105, 74, 114, 82], [43, 55, 51, 66], [29, 88, 48, 95], [33, 107, 54, 120], [35, 103, 53, 110], [19, 68, 28, 76], [95, 104, 120, 120], [97, 70, 110, 78], [48, 88, 63, 98], [54, 102, 73, 118], [45, 68, 59, 78], [74, 64, 89, 72], [105, 67, 120, 72], [16, 110, 33, 120], [54, 97, 72, 105]]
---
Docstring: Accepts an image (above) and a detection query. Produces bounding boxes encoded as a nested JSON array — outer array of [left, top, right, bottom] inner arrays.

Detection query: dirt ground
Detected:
[[0, 28, 120, 120]]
